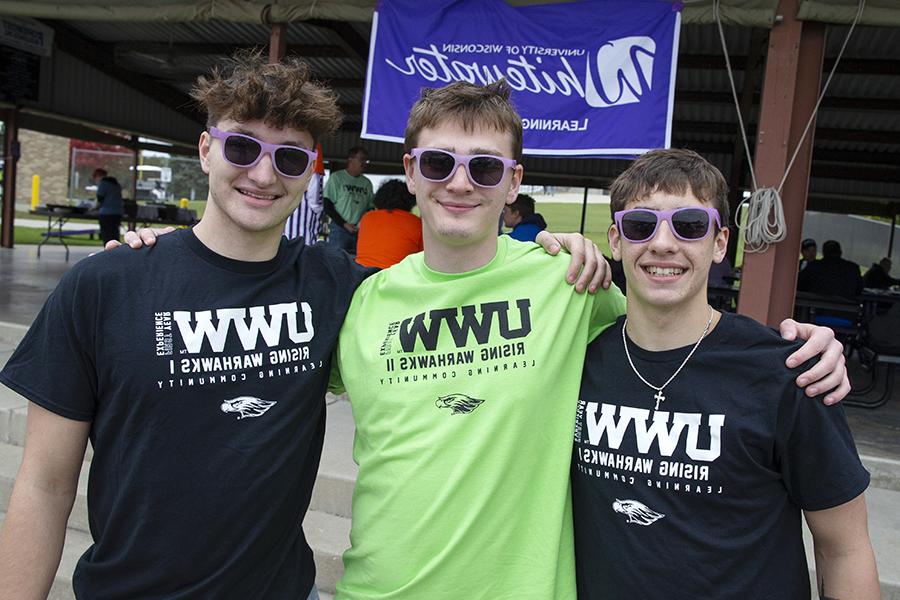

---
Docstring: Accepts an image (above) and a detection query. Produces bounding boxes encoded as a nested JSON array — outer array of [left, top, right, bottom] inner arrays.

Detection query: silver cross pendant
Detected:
[[653, 389, 666, 410]]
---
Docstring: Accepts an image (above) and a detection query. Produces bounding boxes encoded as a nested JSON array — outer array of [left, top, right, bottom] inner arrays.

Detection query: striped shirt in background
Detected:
[[284, 143, 325, 245]]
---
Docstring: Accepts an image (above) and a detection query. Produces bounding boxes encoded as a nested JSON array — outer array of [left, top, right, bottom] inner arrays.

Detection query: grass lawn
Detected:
[[14, 226, 104, 247], [510, 202, 614, 256]]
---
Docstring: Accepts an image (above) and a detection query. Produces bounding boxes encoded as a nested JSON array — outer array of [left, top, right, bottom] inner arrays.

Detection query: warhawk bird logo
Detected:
[[612, 499, 665, 526], [220, 396, 277, 420], [435, 393, 485, 415]]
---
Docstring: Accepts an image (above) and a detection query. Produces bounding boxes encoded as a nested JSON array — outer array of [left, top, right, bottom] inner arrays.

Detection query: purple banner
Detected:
[[362, 0, 681, 157]]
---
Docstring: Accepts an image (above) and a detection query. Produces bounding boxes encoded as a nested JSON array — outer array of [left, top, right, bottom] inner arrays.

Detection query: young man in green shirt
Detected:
[[324, 146, 375, 254], [331, 81, 850, 599]]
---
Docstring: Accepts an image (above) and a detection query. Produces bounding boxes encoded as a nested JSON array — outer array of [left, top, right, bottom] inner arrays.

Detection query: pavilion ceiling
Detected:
[[0, 0, 897, 212]]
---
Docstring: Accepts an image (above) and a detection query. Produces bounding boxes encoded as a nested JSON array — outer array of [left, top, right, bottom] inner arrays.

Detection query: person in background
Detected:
[[800, 238, 817, 271], [798, 240, 863, 298], [323, 146, 374, 254], [355, 179, 423, 269], [503, 192, 547, 242], [285, 143, 326, 244], [93, 168, 124, 244], [863, 257, 899, 290]]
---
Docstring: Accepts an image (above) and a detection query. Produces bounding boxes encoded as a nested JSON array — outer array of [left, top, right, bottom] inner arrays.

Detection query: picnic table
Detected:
[[30, 206, 101, 261], [31, 204, 198, 261]]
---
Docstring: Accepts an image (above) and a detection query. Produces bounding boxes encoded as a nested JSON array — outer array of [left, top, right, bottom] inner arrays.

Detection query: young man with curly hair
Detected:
[[0, 51, 363, 600]]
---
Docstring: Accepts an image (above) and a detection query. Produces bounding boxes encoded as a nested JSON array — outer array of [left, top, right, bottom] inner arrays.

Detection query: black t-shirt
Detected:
[[572, 312, 869, 600], [0, 228, 372, 599]]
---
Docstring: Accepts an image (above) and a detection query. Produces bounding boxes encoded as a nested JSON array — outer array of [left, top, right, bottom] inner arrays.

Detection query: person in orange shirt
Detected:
[[355, 179, 423, 268]]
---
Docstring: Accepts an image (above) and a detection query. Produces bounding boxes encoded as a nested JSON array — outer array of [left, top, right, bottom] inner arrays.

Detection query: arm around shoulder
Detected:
[[0, 402, 90, 599], [805, 493, 880, 600]]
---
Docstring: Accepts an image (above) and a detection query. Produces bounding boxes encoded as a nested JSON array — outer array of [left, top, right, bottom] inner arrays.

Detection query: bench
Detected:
[[41, 228, 100, 240], [37, 227, 102, 260]]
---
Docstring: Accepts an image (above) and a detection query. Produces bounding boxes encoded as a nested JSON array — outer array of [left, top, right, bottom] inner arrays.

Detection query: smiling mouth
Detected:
[[643, 266, 685, 276], [438, 200, 478, 213], [237, 188, 280, 202]]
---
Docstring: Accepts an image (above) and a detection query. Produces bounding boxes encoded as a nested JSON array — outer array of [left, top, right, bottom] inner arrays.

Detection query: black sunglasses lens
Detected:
[[672, 209, 711, 239], [223, 135, 261, 166], [621, 211, 658, 241], [419, 150, 456, 181], [274, 148, 310, 177], [468, 156, 505, 186]]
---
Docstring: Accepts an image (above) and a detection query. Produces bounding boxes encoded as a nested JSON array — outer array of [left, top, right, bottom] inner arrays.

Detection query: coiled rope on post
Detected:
[[713, 0, 866, 252]]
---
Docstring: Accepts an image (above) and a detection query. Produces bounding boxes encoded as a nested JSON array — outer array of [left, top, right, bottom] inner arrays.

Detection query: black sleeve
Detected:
[[323, 198, 346, 228], [775, 375, 870, 511], [0, 265, 101, 421], [796, 265, 810, 291]]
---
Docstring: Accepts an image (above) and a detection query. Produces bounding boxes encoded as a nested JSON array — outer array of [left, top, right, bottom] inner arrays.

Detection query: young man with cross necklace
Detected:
[[571, 149, 878, 599]]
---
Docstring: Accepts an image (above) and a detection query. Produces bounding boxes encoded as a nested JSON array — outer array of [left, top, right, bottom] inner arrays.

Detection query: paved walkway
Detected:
[[1, 243, 899, 598]]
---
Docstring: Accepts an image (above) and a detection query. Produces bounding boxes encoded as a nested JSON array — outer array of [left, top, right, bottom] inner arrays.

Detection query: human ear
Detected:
[[712, 226, 729, 263], [198, 131, 212, 175], [609, 224, 623, 261], [505, 164, 524, 204], [403, 154, 416, 195]]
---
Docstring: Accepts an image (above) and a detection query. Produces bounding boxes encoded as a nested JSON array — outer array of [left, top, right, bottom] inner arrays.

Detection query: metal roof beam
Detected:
[[113, 42, 350, 58], [676, 90, 898, 112], [679, 54, 899, 75], [306, 20, 369, 62], [45, 21, 203, 125], [674, 120, 900, 144]]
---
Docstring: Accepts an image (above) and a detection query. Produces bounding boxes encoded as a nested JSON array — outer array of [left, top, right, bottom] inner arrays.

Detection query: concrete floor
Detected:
[[1, 242, 899, 462]]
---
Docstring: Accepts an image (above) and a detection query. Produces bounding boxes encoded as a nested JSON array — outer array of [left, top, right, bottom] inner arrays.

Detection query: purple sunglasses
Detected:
[[209, 127, 317, 179], [614, 207, 722, 242], [410, 148, 517, 188]]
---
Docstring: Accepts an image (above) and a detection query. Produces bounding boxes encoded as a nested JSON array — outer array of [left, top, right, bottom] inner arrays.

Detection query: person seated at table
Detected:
[[799, 237, 817, 271], [797, 240, 864, 330], [798, 240, 863, 298], [355, 179, 423, 269], [863, 257, 899, 290], [503, 193, 547, 242]]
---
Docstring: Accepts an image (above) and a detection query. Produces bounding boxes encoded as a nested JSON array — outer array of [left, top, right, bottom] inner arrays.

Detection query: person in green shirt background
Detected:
[[324, 146, 375, 254]]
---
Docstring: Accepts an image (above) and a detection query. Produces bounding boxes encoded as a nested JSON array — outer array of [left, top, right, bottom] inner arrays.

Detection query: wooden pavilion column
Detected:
[[737, 1, 825, 327], [269, 23, 287, 64], [1, 108, 19, 249]]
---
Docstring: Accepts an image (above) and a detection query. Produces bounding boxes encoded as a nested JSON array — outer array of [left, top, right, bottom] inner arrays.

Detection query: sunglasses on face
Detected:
[[410, 148, 517, 188], [614, 207, 722, 243], [209, 127, 317, 178]]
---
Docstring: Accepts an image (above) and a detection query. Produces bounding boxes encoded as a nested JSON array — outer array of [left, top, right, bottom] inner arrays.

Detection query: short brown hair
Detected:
[[404, 80, 523, 161], [508, 194, 536, 218], [609, 148, 730, 222], [191, 49, 342, 142]]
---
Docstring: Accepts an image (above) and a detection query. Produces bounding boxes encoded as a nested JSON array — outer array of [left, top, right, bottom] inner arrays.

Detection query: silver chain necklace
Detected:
[[622, 306, 714, 410]]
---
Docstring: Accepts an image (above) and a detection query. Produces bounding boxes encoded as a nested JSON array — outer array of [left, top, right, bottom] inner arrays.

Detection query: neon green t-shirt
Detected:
[[324, 169, 374, 226], [334, 235, 626, 599]]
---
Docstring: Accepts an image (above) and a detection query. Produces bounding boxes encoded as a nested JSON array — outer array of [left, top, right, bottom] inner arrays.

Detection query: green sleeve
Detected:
[[587, 284, 626, 342], [323, 171, 339, 201]]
